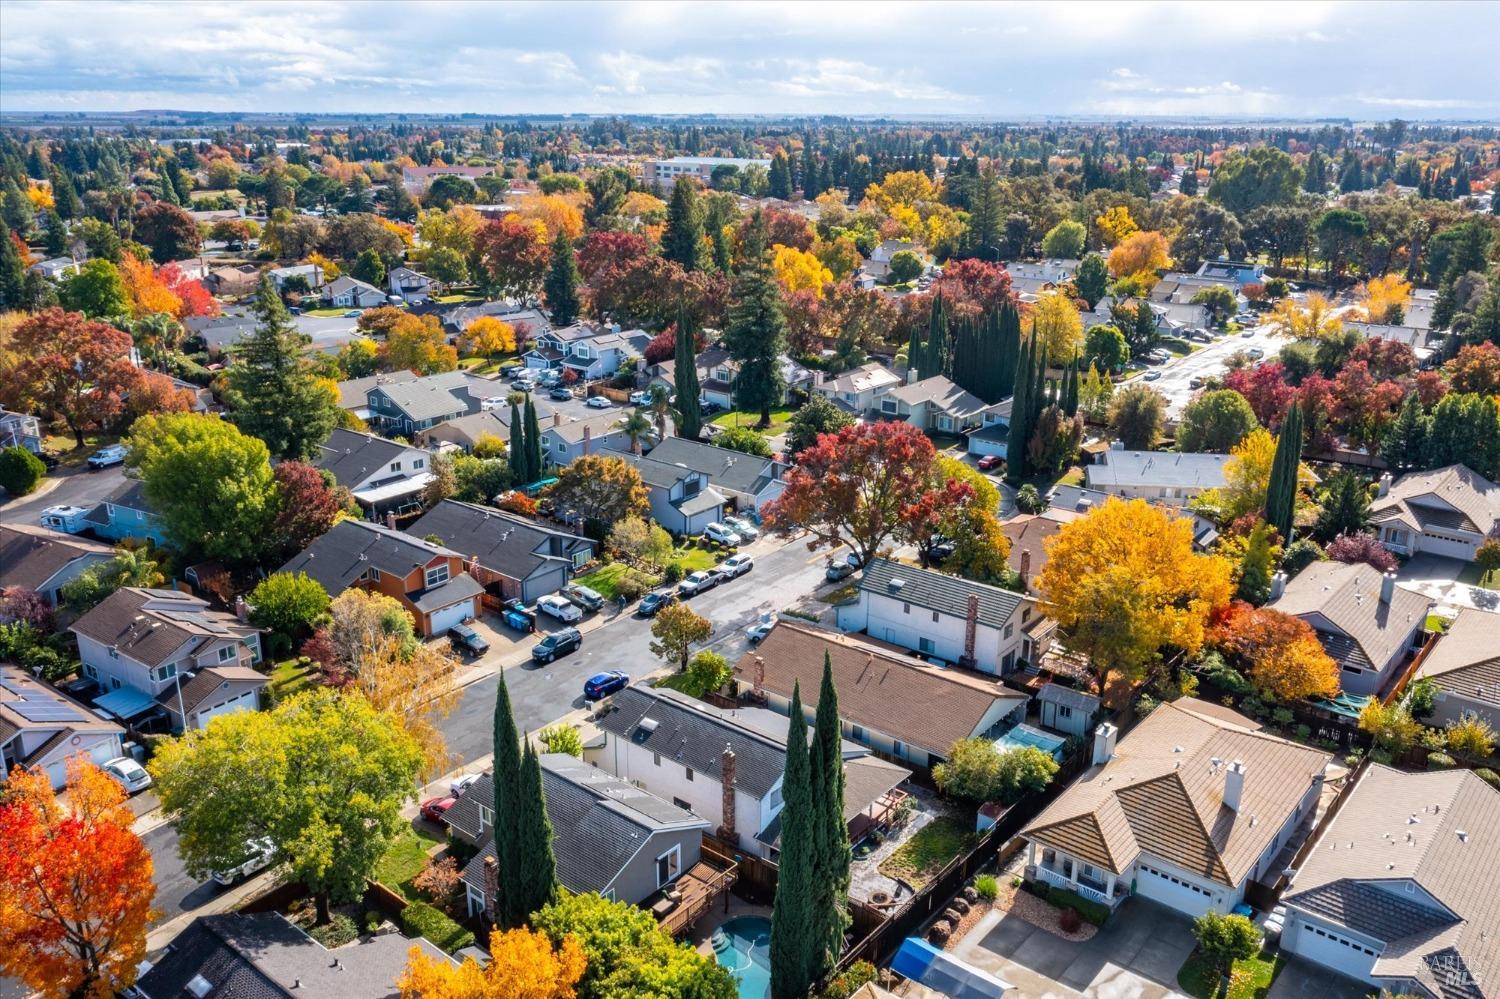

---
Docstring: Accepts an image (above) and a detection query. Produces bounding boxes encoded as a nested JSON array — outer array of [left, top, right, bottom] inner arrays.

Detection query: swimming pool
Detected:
[[711, 915, 772, 999], [993, 723, 1067, 760]]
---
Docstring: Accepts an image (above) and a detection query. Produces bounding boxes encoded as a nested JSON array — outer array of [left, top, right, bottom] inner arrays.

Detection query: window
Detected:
[[413, 458, 425, 469], [919, 638, 936, 654], [390, 461, 402, 472], [893, 741, 905, 758], [217, 645, 235, 663], [655, 847, 682, 887], [1059, 705, 1073, 718], [478, 804, 493, 833], [1004, 623, 1013, 639], [370, 568, 382, 582], [111, 678, 121, 690], [768, 786, 783, 810], [1022, 608, 1032, 623], [931, 611, 939, 623], [556, 441, 566, 453], [851, 725, 865, 741], [107, 647, 119, 660], [684, 767, 694, 782], [673, 797, 693, 812], [83, 663, 97, 679], [425, 565, 450, 588], [902, 602, 911, 614]]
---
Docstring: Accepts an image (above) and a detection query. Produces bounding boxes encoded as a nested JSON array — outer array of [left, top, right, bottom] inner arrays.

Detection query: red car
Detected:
[[977, 455, 1003, 472], [419, 795, 457, 825]]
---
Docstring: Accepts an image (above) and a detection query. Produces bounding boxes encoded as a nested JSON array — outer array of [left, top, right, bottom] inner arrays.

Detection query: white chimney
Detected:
[[385, 510, 397, 530], [1268, 572, 1287, 601], [1380, 571, 1396, 605], [1377, 472, 1392, 498], [1092, 722, 1118, 766], [906, 367, 919, 386], [1224, 759, 1247, 812]]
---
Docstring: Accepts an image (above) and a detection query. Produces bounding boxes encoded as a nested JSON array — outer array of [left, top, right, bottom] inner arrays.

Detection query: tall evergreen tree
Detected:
[[1063, 355, 1080, 417], [228, 278, 339, 461], [905, 323, 922, 374], [722, 212, 787, 427], [0, 221, 25, 310], [770, 684, 815, 999], [491, 678, 528, 928], [1006, 334, 1034, 481], [1379, 393, 1427, 473], [673, 306, 703, 439], [509, 399, 529, 483], [524, 396, 544, 483], [1263, 400, 1303, 540], [542, 229, 581, 327], [809, 654, 850, 980], [925, 295, 949, 378], [996, 302, 1022, 399], [662, 177, 704, 272], [768, 150, 794, 200], [515, 739, 557, 919]]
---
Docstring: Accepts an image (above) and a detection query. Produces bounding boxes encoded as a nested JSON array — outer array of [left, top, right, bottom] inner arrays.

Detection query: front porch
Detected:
[[1025, 842, 1129, 910]]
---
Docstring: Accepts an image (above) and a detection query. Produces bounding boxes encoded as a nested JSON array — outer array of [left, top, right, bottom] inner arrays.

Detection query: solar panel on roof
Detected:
[[11, 703, 85, 723], [0, 677, 33, 697]]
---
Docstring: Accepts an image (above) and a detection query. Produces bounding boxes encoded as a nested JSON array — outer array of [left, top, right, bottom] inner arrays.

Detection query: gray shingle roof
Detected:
[[409, 573, 482, 613], [71, 588, 256, 669], [277, 519, 464, 596], [643, 437, 787, 498], [312, 428, 416, 489], [1289, 879, 1456, 943], [409, 500, 593, 583], [1086, 449, 1231, 491], [1268, 561, 1429, 673], [0, 524, 113, 592], [858, 557, 1028, 632], [370, 372, 477, 422], [334, 370, 417, 410]]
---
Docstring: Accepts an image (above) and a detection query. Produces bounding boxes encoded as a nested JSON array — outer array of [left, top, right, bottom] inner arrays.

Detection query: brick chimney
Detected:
[[1019, 549, 1032, 588], [753, 656, 765, 697], [385, 510, 397, 530], [960, 593, 979, 668], [483, 855, 498, 924], [582, 425, 593, 456], [718, 744, 737, 845]]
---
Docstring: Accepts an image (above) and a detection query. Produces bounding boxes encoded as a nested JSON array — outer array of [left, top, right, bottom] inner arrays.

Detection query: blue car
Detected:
[[584, 670, 630, 701]]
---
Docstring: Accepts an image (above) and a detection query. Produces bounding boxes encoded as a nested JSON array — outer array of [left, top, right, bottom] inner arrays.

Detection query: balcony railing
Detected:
[[1033, 862, 1124, 908]]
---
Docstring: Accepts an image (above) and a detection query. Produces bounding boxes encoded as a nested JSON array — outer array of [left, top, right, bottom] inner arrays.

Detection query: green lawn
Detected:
[[373, 826, 445, 902], [572, 562, 659, 601], [878, 816, 978, 888], [303, 307, 347, 318], [710, 407, 797, 435], [1457, 561, 1500, 589], [435, 293, 482, 304], [1425, 613, 1449, 634], [654, 671, 714, 698], [268, 659, 316, 701], [1177, 949, 1284, 999], [671, 547, 719, 573], [42, 432, 121, 468]]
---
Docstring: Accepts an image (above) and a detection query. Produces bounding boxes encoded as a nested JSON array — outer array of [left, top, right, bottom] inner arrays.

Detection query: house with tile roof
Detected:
[[312, 427, 433, 517], [836, 557, 1050, 677], [364, 371, 480, 437], [733, 621, 1028, 768], [1369, 464, 1500, 562], [1267, 561, 1430, 697], [408, 500, 594, 604], [878, 374, 997, 435], [1085, 443, 1231, 505], [1280, 765, 1500, 997], [0, 665, 125, 790], [1021, 699, 1332, 917], [0, 523, 114, 605], [1414, 608, 1500, 731]]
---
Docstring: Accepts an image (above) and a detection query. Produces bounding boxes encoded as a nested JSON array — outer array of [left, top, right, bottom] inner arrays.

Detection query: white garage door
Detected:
[[428, 600, 473, 636], [1134, 863, 1219, 917], [1419, 535, 1475, 561], [1287, 917, 1377, 980], [196, 690, 259, 728]]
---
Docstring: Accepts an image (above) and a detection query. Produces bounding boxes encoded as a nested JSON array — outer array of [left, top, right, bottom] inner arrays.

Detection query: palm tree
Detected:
[[618, 410, 653, 455], [646, 383, 673, 439], [109, 545, 165, 589]]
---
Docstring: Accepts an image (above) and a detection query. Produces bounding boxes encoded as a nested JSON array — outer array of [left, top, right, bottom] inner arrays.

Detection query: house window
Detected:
[[655, 846, 682, 887], [217, 645, 235, 663], [852, 725, 865, 741], [425, 565, 450, 587], [413, 458, 425, 469], [390, 461, 402, 472], [556, 441, 566, 453], [370, 568, 382, 582], [902, 602, 911, 614], [1004, 623, 1013, 639], [674, 797, 693, 812], [768, 786, 783, 810], [1022, 608, 1032, 623], [108, 648, 119, 660], [893, 741, 905, 758], [83, 663, 97, 679], [684, 767, 694, 782], [478, 804, 493, 833], [111, 678, 121, 690], [152, 663, 176, 683], [938, 416, 954, 432], [931, 611, 939, 623], [919, 638, 936, 654]]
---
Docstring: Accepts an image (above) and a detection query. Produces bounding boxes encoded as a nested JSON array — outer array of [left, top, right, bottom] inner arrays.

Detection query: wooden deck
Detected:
[[656, 846, 739, 936]]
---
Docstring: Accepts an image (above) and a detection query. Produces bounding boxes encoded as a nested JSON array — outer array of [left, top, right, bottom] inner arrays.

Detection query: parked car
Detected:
[[536, 594, 583, 622], [584, 670, 630, 701], [636, 591, 675, 617], [926, 534, 956, 561], [1247, 347, 1265, 360], [719, 553, 754, 579], [451, 773, 481, 798], [723, 515, 759, 541], [38, 450, 60, 471], [342, 309, 361, 318], [1142, 369, 1162, 380], [419, 796, 457, 825], [561, 583, 604, 612], [585, 396, 612, 410], [531, 627, 582, 663], [211, 837, 276, 886], [826, 561, 857, 582], [704, 522, 742, 546], [1188, 376, 1205, 389], [976, 454, 1002, 472], [550, 387, 574, 401], [1240, 328, 1256, 338], [746, 616, 777, 644], [87, 444, 127, 470], [101, 756, 152, 793], [499, 599, 536, 633], [500, 363, 525, 378], [480, 396, 506, 412], [629, 390, 652, 405], [679, 570, 718, 596], [448, 622, 490, 657], [539, 371, 562, 387]]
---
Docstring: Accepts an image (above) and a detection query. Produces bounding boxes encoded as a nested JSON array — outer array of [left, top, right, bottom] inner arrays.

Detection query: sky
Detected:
[[1, 1, 1497, 120]]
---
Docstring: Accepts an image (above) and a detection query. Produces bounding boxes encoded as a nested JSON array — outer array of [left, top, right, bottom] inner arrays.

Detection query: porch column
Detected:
[[1068, 857, 1079, 888], [1105, 871, 1117, 898], [1027, 841, 1037, 867]]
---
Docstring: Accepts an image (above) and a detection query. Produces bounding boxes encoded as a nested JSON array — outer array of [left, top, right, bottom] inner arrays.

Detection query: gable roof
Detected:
[[312, 428, 418, 488], [858, 557, 1030, 632], [333, 370, 418, 410], [0, 665, 122, 748], [157, 666, 268, 716], [1087, 449, 1231, 491], [1023, 699, 1330, 885], [1001, 513, 1064, 589], [1268, 561, 1429, 672], [1417, 607, 1500, 710], [72, 588, 257, 668], [1369, 464, 1500, 538], [369, 371, 475, 422], [423, 410, 511, 448], [819, 361, 903, 397], [0, 523, 113, 592], [643, 436, 786, 497], [277, 519, 463, 595], [544, 411, 631, 446], [323, 275, 383, 298], [1037, 683, 1101, 713], [887, 375, 991, 418], [408, 500, 593, 582]]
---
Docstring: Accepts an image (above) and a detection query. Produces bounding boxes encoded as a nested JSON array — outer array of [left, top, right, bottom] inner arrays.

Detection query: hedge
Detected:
[[1032, 882, 1112, 926], [400, 900, 475, 954]]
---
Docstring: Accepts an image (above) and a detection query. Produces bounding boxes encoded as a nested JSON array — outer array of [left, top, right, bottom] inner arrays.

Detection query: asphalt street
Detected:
[[1145, 321, 1283, 417], [0, 462, 126, 522]]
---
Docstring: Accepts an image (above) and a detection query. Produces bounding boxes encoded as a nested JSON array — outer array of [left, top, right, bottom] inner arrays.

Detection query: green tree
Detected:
[[542, 229, 581, 327], [424, 245, 468, 288], [1190, 285, 1238, 327], [1178, 389, 1257, 452], [650, 602, 712, 672], [1262, 401, 1303, 540], [1236, 521, 1277, 605], [149, 688, 423, 924], [770, 683, 815, 999], [662, 177, 703, 272], [0, 221, 26, 310], [809, 654, 850, 976], [1041, 219, 1086, 259], [1424, 392, 1500, 480], [248, 572, 330, 639], [59, 546, 165, 612], [538, 724, 584, 758], [0, 446, 46, 497], [716, 425, 772, 458], [886, 250, 923, 284], [350, 247, 386, 287], [723, 212, 788, 427], [673, 308, 703, 439], [509, 399, 530, 484], [524, 396, 544, 485], [786, 393, 854, 458], [1192, 912, 1262, 978], [58, 258, 129, 317], [1074, 252, 1109, 309], [1314, 208, 1368, 280], [685, 650, 732, 695], [516, 739, 557, 917], [1380, 393, 1428, 474], [126, 413, 278, 565], [1081, 324, 1127, 376], [1314, 470, 1372, 543], [491, 678, 555, 927], [1108, 383, 1166, 450], [1206, 148, 1302, 215], [768, 150, 793, 200], [227, 279, 339, 461]]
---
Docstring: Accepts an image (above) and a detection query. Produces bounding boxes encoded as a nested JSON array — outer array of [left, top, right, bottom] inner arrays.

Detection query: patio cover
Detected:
[[891, 938, 1013, 998], [1306, 691, 1374, 719], [94, 686, 158, 720]]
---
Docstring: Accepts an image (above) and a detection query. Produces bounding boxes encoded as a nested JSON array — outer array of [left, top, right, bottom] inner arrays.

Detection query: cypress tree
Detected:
[[1263, 400, 1303, 540], [492, 678, 528, 928], [926, 295, 949, 378], [524, 396, 544, 482], [515, 739, 557, 919], [722, 212, 787, 427], [770, 683, 815, 999], [509, 400, 528, 483], [673, 306, 703, 439], [1063, 355, 1080, 418], [996, 302, 1021, 399], [541, 228, 580, 327], [662, 177, 703, 272], [1380, 392, 1427, 473], [809, 654, 850, 980], [905, 323, 922, 375], [1006, 334, 1033, 481], [0, 221, 24, 310], [768, 150, 794, 200], [228, 278, 339, 461], [1031, 341, 1050, 428]]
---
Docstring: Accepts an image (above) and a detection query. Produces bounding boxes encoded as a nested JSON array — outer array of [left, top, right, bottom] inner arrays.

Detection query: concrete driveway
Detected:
[[1395, 553, 1500, 613]]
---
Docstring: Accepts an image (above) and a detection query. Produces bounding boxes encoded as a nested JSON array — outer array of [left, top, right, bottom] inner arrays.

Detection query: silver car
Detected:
[[101, 756, 152, 794]]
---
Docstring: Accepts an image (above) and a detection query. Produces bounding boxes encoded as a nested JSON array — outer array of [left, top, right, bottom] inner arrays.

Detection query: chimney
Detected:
[[386, 510, 397, 530], [1377, 472, 1392, 498], [468, 554, 480, 576], [1092, 722, 1118, 766], [1381, 571, 1396, 605], [553, 413, 561, 427], [582, 425, 593, 456], [718, 744, 737, 846], [1019, 549, 1032, 587], [960, 593, 979, 668], [907, 367, 919, 386], [753, 656, 765, 697], [1224, 760, 1247, 812], [1269, 571, 1287, 601], [1109, 439, 1124, 452], [483, 855, 499, 924], [234, 595, 248, 624]]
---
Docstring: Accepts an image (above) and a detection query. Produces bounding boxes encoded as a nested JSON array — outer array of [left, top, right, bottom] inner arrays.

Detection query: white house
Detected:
[[837, 557, 1050, 676], [266, 263, 324, 291], [813, 361, 904, 416], [312, 427, 433, 517], [524, 324, 648, 380], [878, 374, 996, 435], [0, 406, 43, 454], [0, 666, 125, 791], [28, 256, 80, 281], [387, 266, 436, 303], [1021, 699, 1331, 917], [1368, 464, 1500, 562], [616, 450, 726, 537], [321, 276, 388, 309], [1085, 442, 1231, 505]]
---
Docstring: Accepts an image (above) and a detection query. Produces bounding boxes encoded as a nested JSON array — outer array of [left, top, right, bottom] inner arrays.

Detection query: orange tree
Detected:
[[1035, 497, 1233, 703], [1211, 601, 1340, 701], [399, 927, 585, 999], [0, 757, 157, 998]]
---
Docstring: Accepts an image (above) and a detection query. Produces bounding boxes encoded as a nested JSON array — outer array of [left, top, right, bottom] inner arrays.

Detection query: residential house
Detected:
[[71, 587, 266, 732], [320, 275, 388, 310], [437, 302, 548, 339], [133, 912, 452, 999], [523, 323, 649, 380], [836, 557, 1051, 677], [0, 665, 125, 791], [1048, 484, 1219, 549], [0, 406, 43, 453], [1369, 464, 1500, 562], [878, 374, 996, 435], [364, 371, 480, 437], [647, 347, 815, 411], [590, 686, 909, 861], [733, 621, 1028, 768], [185, 314, 259, 356], [965, 398, 1013, 460], [387, 266, 436, 303], [541, 412, 636, 469], [1195, 258, 1265, 287], [165, 376, 215, 413], [419, 410, 511, 453], [1006, 262, 1082, 301], [28, 256, 79, 281], [409, 500, 594, 604], [266, 263, 324, 291], [1406, 288, 1439, 333], [446, 753, 711, 916], [616, 450, 726, 536], [1280, 765, 1499, 997], [278, 519, 481, 637], [1413, 608, 1500, 731], [204, 264, 261, 297], [69, 479, 168, 545], [1085, 443, 1230, 505], [332, 370, 419, 420], [401, 164, 495, 193], [644, 156, 769, 187], [1346, 321, 1435, 363], [1266, 561, 1429, 697], [1036, 683, 1100, 739], [813, 361, 903, 415], [1001, 511, 1069, 594], [1150, 275, 1243, 316], [641, 437, 788, 513], [312, 427, 433, 517], [0, 523, 114, 605], [1021, 699, 1332, 917]]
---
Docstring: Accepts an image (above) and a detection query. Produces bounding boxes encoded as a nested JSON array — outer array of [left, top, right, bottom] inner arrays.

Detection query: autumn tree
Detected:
[[385, 311, 459, 374], [1035, 498, 1233, 701], [228, 279, 341, 460], [1326, 532, 1398, 573], [398, 928, 585, 999], [0, 758, 157, 999], [547, 454, 649, 531], [650, 601, 713, 673], [475, 216, 551, 301], [349, 634, 461, 781], [133, 200, 200, 262], [1195, 428, 1279, 524], [5, 307, 141, 448], [1268, 293, 1344, 343], [457, 317, 517, 359], [1357, 273, 1412, 324], [1031, 293, 1084, 361], [1213, 602, 1340, 700], [1107, 230, 1171, 282]]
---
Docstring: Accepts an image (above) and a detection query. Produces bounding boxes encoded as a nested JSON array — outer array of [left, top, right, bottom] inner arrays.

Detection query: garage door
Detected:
[[1133, 863, 1219, 917], [196, 690, 259, 728], [1287, 917, 1377, 980], [428, 600, 473, 636], [1419, 535, 1474, 561]]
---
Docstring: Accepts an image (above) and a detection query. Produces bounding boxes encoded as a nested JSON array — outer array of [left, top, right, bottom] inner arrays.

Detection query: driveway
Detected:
[[1395, 553, 1500, 613]]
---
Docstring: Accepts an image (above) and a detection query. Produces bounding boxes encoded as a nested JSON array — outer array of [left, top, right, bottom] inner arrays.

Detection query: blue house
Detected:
[[42, 480, 168, 546]]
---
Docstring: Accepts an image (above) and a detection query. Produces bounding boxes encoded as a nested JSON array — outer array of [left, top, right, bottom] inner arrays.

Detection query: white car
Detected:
[[629, 391, 653, 405], [723, 516, 759, 540], [719, 553, 754, 578], [451, 773, 481, 798], [746, 616, 777, 644], [704, 522, 742, 546], [1142, 369, 1162, 380], [586, 396, 613, 410], [87, 444, 128, 470], [536, 594, 583, 622], [212, 837, 276, 886], [101, 756, 152, 794], [480, 397, 506, 411], [679, 570, 718, 596]]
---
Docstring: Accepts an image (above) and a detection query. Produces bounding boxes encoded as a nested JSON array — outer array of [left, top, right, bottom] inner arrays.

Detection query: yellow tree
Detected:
[[457, 317, 517, 358], [384, 313, 458, 374], [1197, 428, 1278, 522], [399, 928, 585, 999], [1107, 230, 1171, 280], [350, 634, 461, 782], [1036, 498, 1232, 702], [1094, 206, 1139, 247], [517, 194, 585, 242], [119, 253, 182, 318], [1357, 274, 1413, 324], [620, 191, 667, 224], [772, 245, 833, 298], [1268, 292, 1344, 343], [415, 207, 483, 260], [306, 250, 342, 280], [864, 170, 937, 213], [814, 235, 862, 281], [1030, 293, 1084, 361], [1213, 603, 1339, 700]]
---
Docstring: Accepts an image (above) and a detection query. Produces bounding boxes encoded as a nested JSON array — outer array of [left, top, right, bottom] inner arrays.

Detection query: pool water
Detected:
[[993, 723, 1067, 760], [711, 915, 772, 999]]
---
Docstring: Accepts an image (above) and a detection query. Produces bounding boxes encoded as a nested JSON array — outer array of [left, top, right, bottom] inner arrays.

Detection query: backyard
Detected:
[[1177, 947, 1284, 999], [267, 659, 317, 702], [372, 825, 445, 903], [710, 407, 797, 435], [877, 814, 977, 889]]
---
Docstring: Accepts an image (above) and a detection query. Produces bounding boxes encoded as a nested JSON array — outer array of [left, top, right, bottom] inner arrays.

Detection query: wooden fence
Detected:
[[704, 832, 780, 904]]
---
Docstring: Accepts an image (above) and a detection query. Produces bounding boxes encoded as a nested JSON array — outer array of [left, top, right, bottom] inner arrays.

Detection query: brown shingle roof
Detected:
[[0, 524, 113, 592], [1267, 561, 1429, 672], [1418, 608, 1500, 710], [71, 588, 258, 668], [1369, 464, 1500, 539]]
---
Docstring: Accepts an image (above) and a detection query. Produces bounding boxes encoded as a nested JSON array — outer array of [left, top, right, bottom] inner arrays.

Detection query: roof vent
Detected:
[[638, 718, 659, 734], [1457, 830, 1469, 843], [888, 578, 905, 592], [1409, 814, 1420, 824], [358, 553, 367, 561], [187, 975, 213, 998], [1172, 745, 1184, 753]]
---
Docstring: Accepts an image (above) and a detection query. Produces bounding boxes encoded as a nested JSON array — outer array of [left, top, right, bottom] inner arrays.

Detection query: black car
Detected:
[[636, 591, 675, 617], [448, 622, 490, 657], [531, 627, 582, 663]]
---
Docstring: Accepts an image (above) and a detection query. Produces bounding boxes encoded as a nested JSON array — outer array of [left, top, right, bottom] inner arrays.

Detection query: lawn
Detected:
[[42, 432, 120, 468], [572, 562, 658, 601], [1425, 613, 1449, 634], [877, 816, 977, 888], [373, 826, 445, 902], [654, 671, 714, 699], [1177, 948, 1284, 999], [1161, 337, 1196, 356], [435, 293, 482, 304], [268, 659, 316, 702], [1457, 561, 1500, 589], [671, 546, 719, 573], [302, 307, 347, 318], [710, 407, 797, 436]]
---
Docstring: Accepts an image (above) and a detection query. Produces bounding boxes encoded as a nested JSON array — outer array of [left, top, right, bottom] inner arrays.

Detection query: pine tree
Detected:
[[50, 168, 81, 220], [926, 295, 949, 378], [515, 739, 557, 919], [770, 683, 815, 999], [905, 323, 922, 375], [674, 305, 703, 439], [492, 678, 528, 928], [1063, 355, 1080, 417], [996, 302, 1022, 399], [542, 229, 580, 326], [809, 654, 850, 980], [769, 151, 794, 200], [509, 399, 529, 483], [228, 278, 339, 461], [524, 396, 544, 482], [722, 212, 787, 427], [1006, 334, 1033, 481], [966, 165, 1002, 260], [662, 177, 703, 272], [0, 221, 25, 310], [801, 140, 821, 199], [1263, 401, 1303, 540], [1380, 393, 1427, 473]]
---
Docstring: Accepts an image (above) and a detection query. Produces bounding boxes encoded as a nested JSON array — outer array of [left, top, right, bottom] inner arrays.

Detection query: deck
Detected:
[[655, 844, 739, 936]]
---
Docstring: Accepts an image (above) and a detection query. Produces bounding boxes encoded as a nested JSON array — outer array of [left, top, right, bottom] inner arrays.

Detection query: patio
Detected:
[[654, 842, 739, 937], [848, 785, 959, 904]]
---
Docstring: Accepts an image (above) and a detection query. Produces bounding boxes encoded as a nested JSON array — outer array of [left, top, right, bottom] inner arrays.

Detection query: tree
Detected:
[[351, 247, 386, 287], [540, 229, 581, 327], [399, 927, 585, 999], [886, 249, 923, 284], [1032, 293, 1083, 361], [1235, 521, 1278, 605], [1446, 342, 1500, 395], [475, 216, 551, 301], [785, 394, 854, 459], [1222, 362, 1296, 430], [1214, 602, 1340, 699], [1358, 273, 1413, 324], [548, 454, 648, 531], [489, 677, 556, 929], [1041, 219, 1086, 259], [933, 739, 1057, 803], [0, 758, 157, 999], [4, 308, 139, 448], [608, 515, 674, 569], [326, 589, 416, 683], [228, 279, 340, 461], [1107, 230, 1171, 280], [808, 655, 850, 977], [1206, 148, 1301, 215], [1196, 428, 1279, 524], [1263, 401, 1303, 540], [384, 312, 459, 375], [1314, 208, 1368, 280], [1424, 393, 1500, 480], [422, 174, 479, 211], [650, 602, 712, 673], [1107, 383, 1166, 449], [1190, 285, 1238, 327], [150, 688, 422, 924], [0, 445, 46, 496], [774, 244, 834, 295], [248, 572, 329, 640], [1445, 715, 1496, 761], [1380, 393, 1428, 475], [1179, 389, 1257, 452], [766, 421, 938, 568], [723, 213, 787, 427], [59, 546, 165, 613], [1035, 498, 1233, 701], [663, 177, 704, 272], [1359, 700, 1422, 755], [673, 311, 704, 439], [1326, 533, 1398, 573], [132, 201, 200, 262], [1314, 470, 1372, 543], [1475, 538, 1500, 579], [685, 650, 732, 696], [1084, 323, 1129, 374], [1074, 252, 1110, 309], [425, 245, 469, 288], [771, 683, 815, 999], [0, 222, 26, 310], [456, 317, 517, 360], [126, 413, 278, 564], [524, 397, 544, 485], [1192, 912, 1262, 978]]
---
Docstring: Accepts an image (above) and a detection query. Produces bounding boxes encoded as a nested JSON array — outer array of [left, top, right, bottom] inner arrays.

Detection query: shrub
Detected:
[[400, 900, 475, 954], [1295, 724, 1312, 741], [1427, 752, 1456, 770], [614, 572, 648, 601], [1476, 769, 1500, 790], [820, 961, 877, 999], [309, 913, 358, 949], [412, 856, 463, 910], [363, 911, 383, 934], [1015, 483, 1045, 514], [662, 563, 683, 585], [539, 724, 584, 758], [1191, 911, 1261, 973], [974, 874, 999, 901], [0, 446, 47, 497], [1059, 907, 1083, 933]]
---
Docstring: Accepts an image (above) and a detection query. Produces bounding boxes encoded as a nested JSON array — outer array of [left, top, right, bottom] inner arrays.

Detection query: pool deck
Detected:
[[691, 896, 773, 957]]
